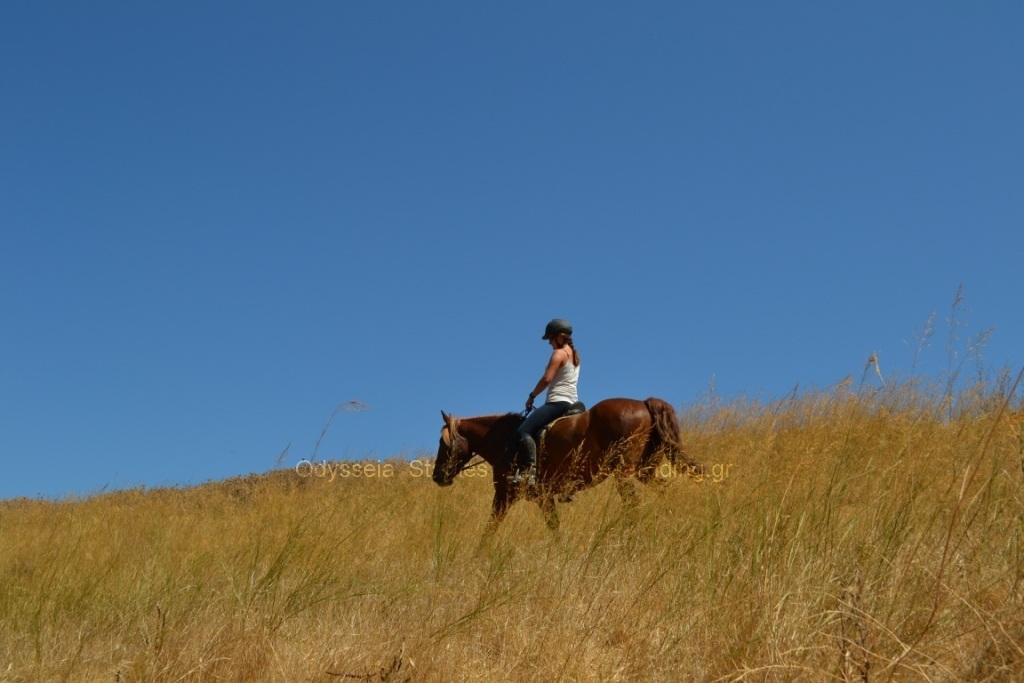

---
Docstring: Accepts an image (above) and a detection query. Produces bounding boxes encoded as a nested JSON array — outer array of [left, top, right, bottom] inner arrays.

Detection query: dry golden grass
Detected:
[[2, 379, 1024, 682]]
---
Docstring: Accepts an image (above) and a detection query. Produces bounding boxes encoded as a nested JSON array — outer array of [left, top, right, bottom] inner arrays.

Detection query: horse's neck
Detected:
[[461, 414, 516, 466]]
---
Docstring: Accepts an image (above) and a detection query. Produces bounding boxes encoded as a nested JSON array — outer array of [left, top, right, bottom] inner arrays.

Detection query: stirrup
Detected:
[[508, 465, 537, 488]]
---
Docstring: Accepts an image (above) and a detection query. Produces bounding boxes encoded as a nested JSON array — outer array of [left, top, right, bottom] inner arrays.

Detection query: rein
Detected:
[[453, 456, 487, 476], [442, 419, 488, 477]]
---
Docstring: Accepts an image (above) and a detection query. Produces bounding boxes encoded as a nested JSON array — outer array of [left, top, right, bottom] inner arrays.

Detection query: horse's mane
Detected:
[[494, 412, 524, 428], [485, 413, 523, 444], [457, 412, 523, 432], [468, 412, 523, 425], [456, 411, 515, 419]]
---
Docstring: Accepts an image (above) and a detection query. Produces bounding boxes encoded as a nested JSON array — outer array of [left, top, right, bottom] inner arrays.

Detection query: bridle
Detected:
[[441, 419, 486, 477]]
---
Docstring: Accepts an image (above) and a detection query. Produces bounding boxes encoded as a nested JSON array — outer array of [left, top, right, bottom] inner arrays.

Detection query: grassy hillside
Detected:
[[2, 379, 1023, 682]]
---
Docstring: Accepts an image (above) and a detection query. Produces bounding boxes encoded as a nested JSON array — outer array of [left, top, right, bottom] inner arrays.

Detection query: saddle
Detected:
[[536, 400, 586, 456]]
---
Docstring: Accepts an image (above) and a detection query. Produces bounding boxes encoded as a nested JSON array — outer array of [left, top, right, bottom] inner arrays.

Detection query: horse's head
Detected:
[[433, 411, 471, 486]]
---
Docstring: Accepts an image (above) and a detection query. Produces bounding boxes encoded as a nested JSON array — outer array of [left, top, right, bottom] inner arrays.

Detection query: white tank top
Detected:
[[546, 357, 580, 404]]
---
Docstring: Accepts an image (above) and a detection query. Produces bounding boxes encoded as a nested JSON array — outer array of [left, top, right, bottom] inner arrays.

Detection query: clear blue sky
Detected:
[[3, 2, 1022, 499]]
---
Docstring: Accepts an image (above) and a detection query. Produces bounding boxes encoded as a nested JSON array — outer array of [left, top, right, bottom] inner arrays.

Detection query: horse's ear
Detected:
[[440, 410, 450, 424]]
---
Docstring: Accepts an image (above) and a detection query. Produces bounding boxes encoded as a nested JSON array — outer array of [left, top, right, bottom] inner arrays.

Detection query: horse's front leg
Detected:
[[482, 480, 513, 538]]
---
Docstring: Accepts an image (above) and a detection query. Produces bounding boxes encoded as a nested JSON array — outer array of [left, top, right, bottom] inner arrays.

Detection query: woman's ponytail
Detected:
[[566, 337, 580, 367]]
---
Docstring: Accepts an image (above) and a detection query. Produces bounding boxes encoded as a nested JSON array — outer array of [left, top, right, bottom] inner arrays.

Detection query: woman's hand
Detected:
[[525, 394, 535, 412]]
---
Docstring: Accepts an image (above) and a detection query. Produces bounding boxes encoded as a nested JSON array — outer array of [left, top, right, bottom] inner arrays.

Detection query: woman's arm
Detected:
[[526, 350, 567, 410]]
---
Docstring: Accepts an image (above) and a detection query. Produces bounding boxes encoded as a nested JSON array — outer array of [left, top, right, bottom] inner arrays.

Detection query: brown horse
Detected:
[[432, 397, 702, 533]]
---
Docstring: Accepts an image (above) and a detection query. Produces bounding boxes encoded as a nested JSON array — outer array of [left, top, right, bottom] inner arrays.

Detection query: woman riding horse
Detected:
[[434, 407, 704, 535], [512, 318, 581, 486]]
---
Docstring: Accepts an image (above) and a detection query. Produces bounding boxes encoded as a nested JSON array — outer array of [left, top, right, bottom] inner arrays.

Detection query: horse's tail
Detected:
[[643, 397, 704, 474]]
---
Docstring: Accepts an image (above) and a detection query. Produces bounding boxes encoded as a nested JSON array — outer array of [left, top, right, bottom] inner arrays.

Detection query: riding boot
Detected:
[[511, 435, 538, 487]]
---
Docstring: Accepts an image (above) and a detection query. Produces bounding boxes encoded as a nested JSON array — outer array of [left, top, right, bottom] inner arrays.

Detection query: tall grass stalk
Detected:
[[2, 379, 1023, 681]]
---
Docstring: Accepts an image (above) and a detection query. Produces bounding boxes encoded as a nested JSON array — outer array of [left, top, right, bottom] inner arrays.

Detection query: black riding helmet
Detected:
[[542, 318, 573, 339]]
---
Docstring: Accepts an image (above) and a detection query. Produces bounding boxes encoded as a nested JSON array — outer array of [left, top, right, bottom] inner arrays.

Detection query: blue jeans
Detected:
[[515, 401, 573, 469]]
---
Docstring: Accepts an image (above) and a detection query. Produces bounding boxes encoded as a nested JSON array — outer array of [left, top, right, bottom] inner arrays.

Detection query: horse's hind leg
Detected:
[[636, 432, 668, 486], [539, 496, 560, 534], [615, 476, 641, 517], [636, 462, 662, 485], [636, 461, 670, 493]]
